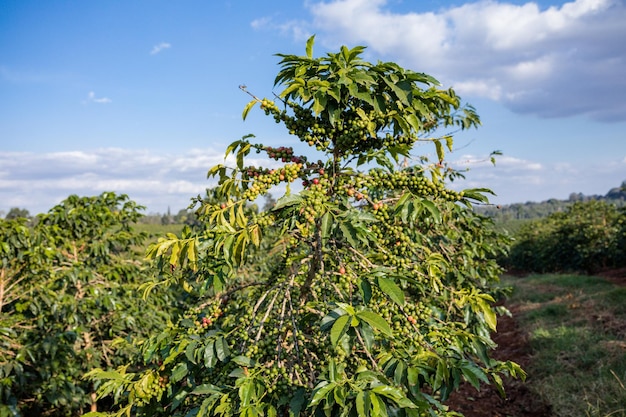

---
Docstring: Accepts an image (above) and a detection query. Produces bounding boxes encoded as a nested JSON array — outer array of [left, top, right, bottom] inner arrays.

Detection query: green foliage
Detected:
[[507, 200, 626, 273], [0, 192, 177, 416], [88, 38, 519, 417]]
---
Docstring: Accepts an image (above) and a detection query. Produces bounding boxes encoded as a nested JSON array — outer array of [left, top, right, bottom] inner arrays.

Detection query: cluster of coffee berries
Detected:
[[341, 185, 368, 203], [254, 144, 307, 164], [369, 288, 430, 344], [258, 100, 339, 152], [332, 110, 378, 151], [364, 168, 464, 201], [242, 163, 303, 201], [286, 104, 333, 150], [260, 98, 279, 115], [133, 372, 168, 405], [199, 304, 223, 329], [254, 211, 276, 228]]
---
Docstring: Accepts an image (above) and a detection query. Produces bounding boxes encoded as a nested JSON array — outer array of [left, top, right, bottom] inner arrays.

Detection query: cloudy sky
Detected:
[[1, 0, 625, 215]]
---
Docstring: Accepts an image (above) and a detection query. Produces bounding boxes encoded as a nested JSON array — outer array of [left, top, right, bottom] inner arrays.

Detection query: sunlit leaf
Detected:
[[356, 310, 392, 337], [377, 277, 405, 306], [330, 314, 351, 347]]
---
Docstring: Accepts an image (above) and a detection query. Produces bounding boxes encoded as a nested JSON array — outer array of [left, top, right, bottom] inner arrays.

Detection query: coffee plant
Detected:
[[507, 200, 626, 273], [0, 192, 178, 416], [87, 37, 523, 417]]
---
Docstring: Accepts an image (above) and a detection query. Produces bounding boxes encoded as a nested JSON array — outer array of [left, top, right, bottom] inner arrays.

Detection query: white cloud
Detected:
[[150, 42, 171, 55], [251, 15, 312, 41], [251, 17, 272, 30], [0, 148, 280, 215], [299, 0, 626, 121], [0, 147, 622, 216], [452, 154, 543, 170], [448, 152, 625, 203], [85, 91, 111, 104]]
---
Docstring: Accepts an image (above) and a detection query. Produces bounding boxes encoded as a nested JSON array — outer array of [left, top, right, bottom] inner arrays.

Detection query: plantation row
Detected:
[[505, 200, 626, 274]]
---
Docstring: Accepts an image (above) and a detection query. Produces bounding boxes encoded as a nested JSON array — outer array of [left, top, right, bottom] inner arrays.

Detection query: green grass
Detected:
[[503, 273, 626, 417], [133, 223, 185, 236]]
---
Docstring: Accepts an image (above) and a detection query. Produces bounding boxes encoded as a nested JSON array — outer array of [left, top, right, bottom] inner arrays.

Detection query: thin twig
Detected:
[[355, 330, 380, 371], [255, 288, 281, 342], [274, 292, 289, 361]]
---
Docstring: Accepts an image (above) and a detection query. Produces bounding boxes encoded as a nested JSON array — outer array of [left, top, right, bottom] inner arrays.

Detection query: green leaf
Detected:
[[330, 314, 351, 347], [312, 91, 327, 115], [242, 100, 257, 120], [290, 387, 306, 416], [279, 79, 304, 99], [477, 298, 497, 331], [232, 356, 256, 367], [186, 340, 199, 364], [360, 322, 375, 350], [459, 361, 488, 390], [328, 358, 338, 382], [215, 337, 230, 362], [89, 370, 126, 381], [320, 212, 332, 244], [370, 392, 388, 417], [237, 142, 251, 170], [171, 389, 189, 411], [305, 35, 315, 59], [405, 113, 422, 132], [394, 360, 407, 385], [239, 380, 253, 407], [420, 200, 441, 223], [187, 239, 197, 269], [308, 381, 335, 408], [491, 373, 505, 397], [191, 383, 223, 395], [434, 140, 444, 162], [171, 362, 189, 383], [229, 368, 247, 378], [377, 277, 405, 306], [461, 188, 495, 204], [273, 194, 303, 210], [204, 340, 217, 368], [225, 140, 242, 158], [356, 390, 370, 417], [383, 77, 410, 106], [359, 279, 372, 304], [356, 310, 392, 337], [339, 222, 359, 247]]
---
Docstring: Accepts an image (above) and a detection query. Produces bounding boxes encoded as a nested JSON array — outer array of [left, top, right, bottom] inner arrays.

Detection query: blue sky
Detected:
[[1, 0, 625, 215]]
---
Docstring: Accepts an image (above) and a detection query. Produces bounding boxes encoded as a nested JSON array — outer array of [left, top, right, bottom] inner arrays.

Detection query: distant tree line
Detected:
[[475, 180, 626, 224], [472, 181, 626, 274]]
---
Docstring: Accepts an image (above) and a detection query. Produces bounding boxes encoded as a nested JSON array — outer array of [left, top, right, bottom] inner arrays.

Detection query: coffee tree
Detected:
[[0, 193, 178, 416], [88, 38, 522, 417], [507, 200, 626, 273]]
